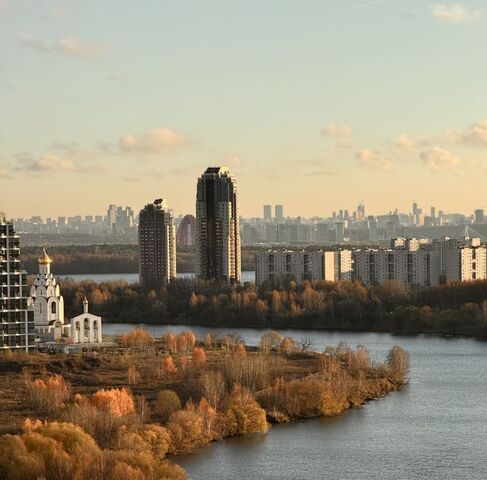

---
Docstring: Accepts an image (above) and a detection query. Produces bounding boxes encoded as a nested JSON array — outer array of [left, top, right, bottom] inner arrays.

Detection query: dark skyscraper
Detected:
[[138, 199, 176, 290], [0, 217, 35, 351], [196, 167, 241, 284]]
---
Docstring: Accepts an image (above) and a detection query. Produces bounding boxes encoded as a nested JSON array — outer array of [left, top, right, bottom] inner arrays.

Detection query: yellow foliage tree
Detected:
[[225, 385, 268, 436], [90, 388, 135, 417], [121, 328, 154, 348], [192, 347, 207, 366]]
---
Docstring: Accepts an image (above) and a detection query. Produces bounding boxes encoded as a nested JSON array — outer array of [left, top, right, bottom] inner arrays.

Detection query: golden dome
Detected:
[[38, 247, 52, 265]]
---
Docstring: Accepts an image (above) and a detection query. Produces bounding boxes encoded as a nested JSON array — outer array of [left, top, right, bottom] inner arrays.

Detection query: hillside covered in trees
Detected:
[[58, 277, 487, 337], [22, 245, 256, 274]]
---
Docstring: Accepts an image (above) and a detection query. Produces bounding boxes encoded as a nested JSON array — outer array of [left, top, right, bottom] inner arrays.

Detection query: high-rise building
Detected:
[[138, 199, 176, 290], [0, 218, 35, 351], [474, 209, 485, 224], [107, 204, 117, 231], [335, 222, 345, 243], [196, 167, 241, 284], [357, 203, 365, 221], [177, 214, 197, 247], [263, 205, 272, 222], [275, 205, 284, 221]]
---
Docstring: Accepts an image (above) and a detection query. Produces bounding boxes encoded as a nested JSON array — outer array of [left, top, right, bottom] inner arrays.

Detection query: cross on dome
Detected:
[[38, 247, 52, 265]]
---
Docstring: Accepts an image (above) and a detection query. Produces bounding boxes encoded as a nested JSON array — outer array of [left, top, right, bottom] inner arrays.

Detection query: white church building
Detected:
[[28, 249, 102, 344]]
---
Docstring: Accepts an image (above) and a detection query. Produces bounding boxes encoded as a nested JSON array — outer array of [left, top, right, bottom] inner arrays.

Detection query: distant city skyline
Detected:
[[4, 199, 487, 221], [1, 1, 487, 217]]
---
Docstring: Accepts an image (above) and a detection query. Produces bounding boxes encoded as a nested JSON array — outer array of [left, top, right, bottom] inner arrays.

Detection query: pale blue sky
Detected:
[[1, 0, 486, 218]]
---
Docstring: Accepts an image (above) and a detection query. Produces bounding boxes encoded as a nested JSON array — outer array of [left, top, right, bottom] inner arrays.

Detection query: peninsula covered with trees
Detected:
[[0, 330, 409, 479]]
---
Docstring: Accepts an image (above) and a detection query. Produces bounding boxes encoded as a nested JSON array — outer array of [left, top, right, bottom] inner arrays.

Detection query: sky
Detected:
[[1, 0, 486, 219]]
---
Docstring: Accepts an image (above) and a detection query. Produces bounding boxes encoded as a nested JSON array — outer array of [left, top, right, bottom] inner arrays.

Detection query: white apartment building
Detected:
[[255, 249, 352, 285], [430, 237, 487, 282], [353, 248, 440, 287], [323, 251, 353, 281], [444, 245, 487, 282]]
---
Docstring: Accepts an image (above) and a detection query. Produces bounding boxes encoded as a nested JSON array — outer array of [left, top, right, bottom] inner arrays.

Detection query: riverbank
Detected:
[[0, 331, 407, 479], [103, 315, 485, 340]]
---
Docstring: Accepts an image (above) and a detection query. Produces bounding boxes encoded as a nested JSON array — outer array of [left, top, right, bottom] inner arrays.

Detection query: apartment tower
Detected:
[[196, 167, 241, 284], [138, 199, 176, 290], [0, 216, 35, 351]]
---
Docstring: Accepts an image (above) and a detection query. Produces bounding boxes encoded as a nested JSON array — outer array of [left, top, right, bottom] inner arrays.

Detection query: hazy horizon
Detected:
[[1, 0, 486, 218]]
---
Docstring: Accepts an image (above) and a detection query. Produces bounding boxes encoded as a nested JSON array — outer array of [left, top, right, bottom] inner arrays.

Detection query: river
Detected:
[[102, 325, 487, 480], [59, 271, 256, 284]]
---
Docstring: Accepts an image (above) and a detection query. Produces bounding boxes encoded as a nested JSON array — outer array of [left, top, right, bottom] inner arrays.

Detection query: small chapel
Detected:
[[28, 248, 102, 344]]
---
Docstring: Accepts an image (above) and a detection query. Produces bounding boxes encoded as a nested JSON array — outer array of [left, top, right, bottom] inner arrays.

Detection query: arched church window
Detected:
[[84, 318, 90, 330], [76, 321, 80, 331], [51, 302, 57, 314]]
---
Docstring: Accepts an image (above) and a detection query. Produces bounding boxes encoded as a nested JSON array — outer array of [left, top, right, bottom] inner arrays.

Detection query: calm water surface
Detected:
[[102, 325, 487, 480], [59, 271, 256, 283]]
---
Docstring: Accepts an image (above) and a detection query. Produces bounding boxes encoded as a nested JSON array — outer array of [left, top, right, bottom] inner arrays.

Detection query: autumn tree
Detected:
[[176, 334, 187, 353], [90, 388, 135, 417], [167, 403, 207, 454], [183, 331, 196, 351], [225, 385, 268, 435], [25, 374, 70, 415], [192, 347, 207, 366], [154, 390, 182, 424], [387, 345, 410, 386], [199, 370, 226, 408], [259, 331, 283, 354], [161, 355, 177, 374], [162, 333, 177, 353], [121, 328, 154, 348]]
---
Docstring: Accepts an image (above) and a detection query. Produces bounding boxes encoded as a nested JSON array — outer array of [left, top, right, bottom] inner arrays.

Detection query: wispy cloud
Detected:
[[394, 134, 418, 150], [420, 147, 461, 173], [356, 149, 396, 172], [321, 123, 353, 139], [13, 154, 75, 173], [57, 37, 107, 57], [321, 123, 354, 149], [0, 168, 12, 179], [19, 34, 108, 57], [305, 168, 336, 177], [119, 127, 188, 154], [443, 119, 487, 147], [10, 152, 105, 176], [345, 0, 384, 12], [432, 4, 482, 23], [19, 34, 50, 53]]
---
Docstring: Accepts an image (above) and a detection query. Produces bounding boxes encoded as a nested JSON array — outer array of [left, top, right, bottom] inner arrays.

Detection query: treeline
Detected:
[[59, 277, 487, 337], [22, 245, 256, 274], [0, 332, 408, 479]]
